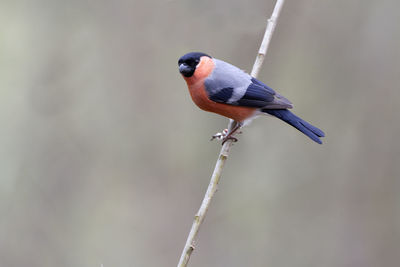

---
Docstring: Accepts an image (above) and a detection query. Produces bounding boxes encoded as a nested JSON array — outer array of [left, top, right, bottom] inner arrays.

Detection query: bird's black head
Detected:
[[178, 52, 211, 77]]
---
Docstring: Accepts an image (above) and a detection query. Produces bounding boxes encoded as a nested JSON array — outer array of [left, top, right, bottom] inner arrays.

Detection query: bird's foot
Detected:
[[211, 122, 243, 145], [211, 129, 242, 145], [221, 136, 238, 145], [210, 129, 229, 141]]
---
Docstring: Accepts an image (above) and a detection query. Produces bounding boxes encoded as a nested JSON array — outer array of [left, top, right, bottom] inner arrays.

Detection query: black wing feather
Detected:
[[235, 82, 275, 107], [208, 77, 293, 109], [208, 87, 233, 103]]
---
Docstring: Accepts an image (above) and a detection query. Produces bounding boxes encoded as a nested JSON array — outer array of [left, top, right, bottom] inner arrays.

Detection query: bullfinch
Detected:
[[178, 52, 325, 144]]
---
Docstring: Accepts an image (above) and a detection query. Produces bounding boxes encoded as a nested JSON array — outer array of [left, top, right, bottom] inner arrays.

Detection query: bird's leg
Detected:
[[221, 122, 243, 145]]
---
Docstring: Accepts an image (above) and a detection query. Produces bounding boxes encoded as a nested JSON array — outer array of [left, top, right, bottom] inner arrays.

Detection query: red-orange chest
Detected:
[[187, 82, 214, 111], [187, 82, 256, 122]]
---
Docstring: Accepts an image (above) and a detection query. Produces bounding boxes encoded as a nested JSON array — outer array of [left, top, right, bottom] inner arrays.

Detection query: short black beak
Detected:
[[179, 63, 194, 77]]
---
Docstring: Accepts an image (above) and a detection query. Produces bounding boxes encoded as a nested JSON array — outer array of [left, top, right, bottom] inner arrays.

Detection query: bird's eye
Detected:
[[186, 59, 197, 66]]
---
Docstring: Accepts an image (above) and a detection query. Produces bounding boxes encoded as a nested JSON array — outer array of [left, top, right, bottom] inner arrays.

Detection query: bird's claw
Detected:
[[210, 129, 229, 141], [221, 136, 238, 145], [211, 128, 242, 145]]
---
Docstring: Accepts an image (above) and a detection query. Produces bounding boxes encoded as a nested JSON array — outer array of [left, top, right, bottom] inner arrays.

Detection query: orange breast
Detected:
[[188, 83, 256, 122], [183, 56, 256, 122]]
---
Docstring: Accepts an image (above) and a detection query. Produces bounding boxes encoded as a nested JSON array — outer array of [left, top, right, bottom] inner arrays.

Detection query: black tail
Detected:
[[262, 109, 325, 144]]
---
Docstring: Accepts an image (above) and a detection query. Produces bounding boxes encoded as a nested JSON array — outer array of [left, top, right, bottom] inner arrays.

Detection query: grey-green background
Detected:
[[1, 0, 399, 266]]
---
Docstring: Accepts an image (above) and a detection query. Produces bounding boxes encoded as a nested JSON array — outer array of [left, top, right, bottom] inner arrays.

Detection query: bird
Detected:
[[178, 52, 325, 144]]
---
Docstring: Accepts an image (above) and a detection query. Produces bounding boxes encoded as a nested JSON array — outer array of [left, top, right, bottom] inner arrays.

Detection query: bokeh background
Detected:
[[1, 0, 399, 266]]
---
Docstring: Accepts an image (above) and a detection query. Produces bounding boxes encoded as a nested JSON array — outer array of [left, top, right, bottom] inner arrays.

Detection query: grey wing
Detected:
[[204, 59, 293, 109]]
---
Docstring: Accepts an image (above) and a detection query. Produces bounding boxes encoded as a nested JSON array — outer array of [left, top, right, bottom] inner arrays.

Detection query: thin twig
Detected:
[[251, 0, 285, 78], [177, 1, 285, 266]]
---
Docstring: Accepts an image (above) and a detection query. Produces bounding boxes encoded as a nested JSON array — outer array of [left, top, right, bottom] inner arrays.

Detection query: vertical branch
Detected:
[[251, 0, 285, 78], [177, 1, 285, 266]]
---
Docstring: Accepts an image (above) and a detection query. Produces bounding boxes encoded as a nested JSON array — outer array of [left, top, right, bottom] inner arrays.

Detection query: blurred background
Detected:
[[0, 0, 399, 266]]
